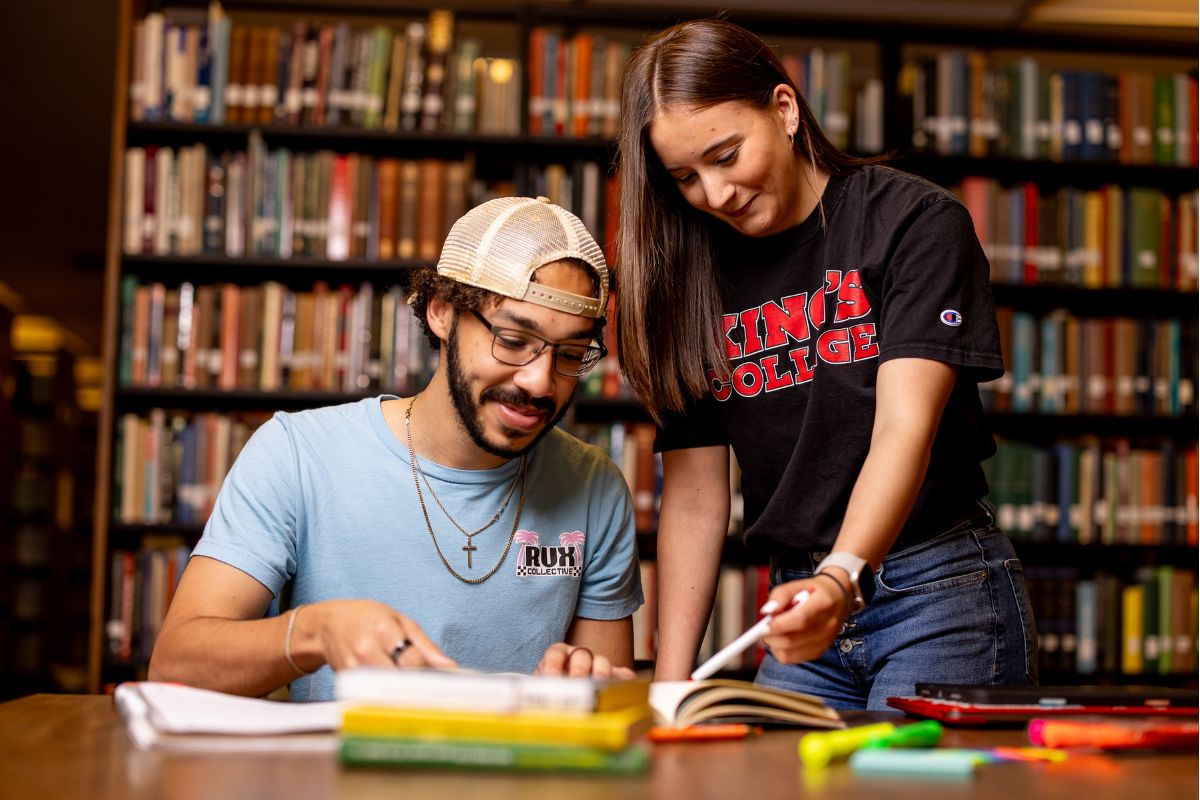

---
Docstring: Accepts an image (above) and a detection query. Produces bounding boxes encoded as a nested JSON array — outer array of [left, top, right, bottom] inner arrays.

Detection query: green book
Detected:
[[1156, 566, 1175, 674], [339, 736, 649, 775], [363, 25, 393, 130], [1127, 187, 1163, 288], [119, 274, 138, 385], [1153, 75, 1175, 165]]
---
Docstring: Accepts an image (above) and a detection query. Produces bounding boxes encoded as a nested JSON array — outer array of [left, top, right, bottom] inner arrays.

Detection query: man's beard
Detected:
[[445, 320, 573, 459]]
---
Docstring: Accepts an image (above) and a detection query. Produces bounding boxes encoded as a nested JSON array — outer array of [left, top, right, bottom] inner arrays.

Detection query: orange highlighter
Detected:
[[650, 724, 763, 743], [1028, 718, 1199, 751]]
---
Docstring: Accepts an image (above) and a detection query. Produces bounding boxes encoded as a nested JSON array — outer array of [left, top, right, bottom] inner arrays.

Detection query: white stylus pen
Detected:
[[689, 590, 812, 681]]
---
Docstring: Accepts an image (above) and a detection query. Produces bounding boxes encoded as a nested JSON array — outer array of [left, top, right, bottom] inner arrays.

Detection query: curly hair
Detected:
[[407, 263, 606, 350]]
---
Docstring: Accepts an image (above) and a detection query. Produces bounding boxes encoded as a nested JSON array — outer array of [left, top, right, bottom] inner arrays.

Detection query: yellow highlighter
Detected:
[[799, 723, 897, 769]]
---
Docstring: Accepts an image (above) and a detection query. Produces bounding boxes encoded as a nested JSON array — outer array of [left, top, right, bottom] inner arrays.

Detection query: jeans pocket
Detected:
[[876, 566, 988, 597], [876, 532, 990, 597]]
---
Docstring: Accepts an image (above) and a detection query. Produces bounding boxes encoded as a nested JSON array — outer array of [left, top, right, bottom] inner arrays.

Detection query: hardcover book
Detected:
[[339, 736, 649, 774], [335, 667, 650, 715]]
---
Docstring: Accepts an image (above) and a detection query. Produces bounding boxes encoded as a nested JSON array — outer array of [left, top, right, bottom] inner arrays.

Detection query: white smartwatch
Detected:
[[815, 552, 875, 613]]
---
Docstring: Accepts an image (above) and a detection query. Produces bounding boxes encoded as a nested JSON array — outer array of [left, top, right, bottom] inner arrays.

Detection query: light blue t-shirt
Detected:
[[192, 396, 643, 701]]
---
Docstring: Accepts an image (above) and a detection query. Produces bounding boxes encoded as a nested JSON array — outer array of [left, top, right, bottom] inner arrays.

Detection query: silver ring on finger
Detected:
[[391, 637, 413, 665]]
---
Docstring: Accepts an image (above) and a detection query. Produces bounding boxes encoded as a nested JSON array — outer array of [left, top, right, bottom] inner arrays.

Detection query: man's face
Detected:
[[443, 261, 599, 459]]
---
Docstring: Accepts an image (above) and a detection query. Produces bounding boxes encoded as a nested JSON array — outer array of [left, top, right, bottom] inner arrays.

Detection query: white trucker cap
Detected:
[[436, 196, 609, 318]]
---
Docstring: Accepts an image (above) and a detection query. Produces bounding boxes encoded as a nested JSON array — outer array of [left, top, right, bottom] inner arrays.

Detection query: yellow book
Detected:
[[1122, 584, 1144, 674], [1082, 190, 1104, 288], [341, 703, 650, 752], [1103, 186, 1124, 288]]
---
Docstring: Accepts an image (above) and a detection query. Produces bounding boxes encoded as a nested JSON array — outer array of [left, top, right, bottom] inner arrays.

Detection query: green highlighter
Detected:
[[798, 723, 897, 769], [861, 720, 945, 749]]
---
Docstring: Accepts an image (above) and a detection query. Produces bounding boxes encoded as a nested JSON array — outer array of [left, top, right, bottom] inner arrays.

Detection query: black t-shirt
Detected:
[[656, 165, 1004, 558]]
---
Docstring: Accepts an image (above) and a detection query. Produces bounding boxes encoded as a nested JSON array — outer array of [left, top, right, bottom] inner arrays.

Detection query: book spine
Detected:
[[420, 11, 454, 131], [339, 737, 648, 774]]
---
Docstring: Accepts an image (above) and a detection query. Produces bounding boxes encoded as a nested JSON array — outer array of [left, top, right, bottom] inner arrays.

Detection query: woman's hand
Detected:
[[535, 643, 636, 680], [299, 599, 458, 672], [759, 575, 851, 663]]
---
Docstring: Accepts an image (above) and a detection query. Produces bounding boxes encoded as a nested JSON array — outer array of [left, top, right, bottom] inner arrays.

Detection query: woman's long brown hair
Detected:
[[616, 19, 880, 423]]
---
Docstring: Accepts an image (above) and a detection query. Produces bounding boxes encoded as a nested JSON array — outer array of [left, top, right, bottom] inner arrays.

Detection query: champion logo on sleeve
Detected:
[[940, 309, 963, 327]]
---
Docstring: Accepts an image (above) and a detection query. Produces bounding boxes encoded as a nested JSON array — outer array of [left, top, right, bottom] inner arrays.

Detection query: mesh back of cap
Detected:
[[437, 197, 608, 318]]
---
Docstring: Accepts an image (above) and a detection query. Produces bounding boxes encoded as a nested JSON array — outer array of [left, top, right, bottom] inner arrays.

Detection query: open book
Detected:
[[650, 679, 845, 728], [114, 682, 339, 752]]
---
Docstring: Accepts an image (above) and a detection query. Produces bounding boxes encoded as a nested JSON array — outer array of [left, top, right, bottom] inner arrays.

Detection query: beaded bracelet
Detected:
[[812, 570, 853, 616], [284, 605, 313, 676]]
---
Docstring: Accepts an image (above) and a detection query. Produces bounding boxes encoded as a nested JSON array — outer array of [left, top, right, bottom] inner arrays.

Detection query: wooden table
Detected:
[[2, 694, 1195, 800]]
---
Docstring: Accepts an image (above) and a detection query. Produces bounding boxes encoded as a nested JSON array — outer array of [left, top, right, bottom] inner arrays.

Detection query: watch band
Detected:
[[815, 552, 874, 613]]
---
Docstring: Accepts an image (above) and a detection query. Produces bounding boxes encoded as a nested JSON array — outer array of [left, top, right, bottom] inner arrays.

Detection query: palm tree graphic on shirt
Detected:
[[514, 530, 586, 574]]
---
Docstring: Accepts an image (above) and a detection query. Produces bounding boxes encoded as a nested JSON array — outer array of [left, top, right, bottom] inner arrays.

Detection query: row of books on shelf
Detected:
[[523, 27, 627, 140], [110, 410, 664, 537], [106, 544, 191, 664], [984, 438, 1198, 547], [1026, 565, 1196, 677], [131, 6, 520, 134], [572, 422, 663, 535], [119, 280, 439, 395], [121, 285, 1200, 417], [956, 180, 1198, 291], [121, 143, 617, 262], [130, 3, 890, 152], [981, 311, 1196, 418], [527, 29, 885, 151], [114, 411, 265, 527], [900, 51, 1197, 165]]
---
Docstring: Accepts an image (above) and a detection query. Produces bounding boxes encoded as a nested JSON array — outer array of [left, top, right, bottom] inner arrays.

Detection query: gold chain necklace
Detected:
[[404, 397, 527, 584], [414, 437, 522, 540]]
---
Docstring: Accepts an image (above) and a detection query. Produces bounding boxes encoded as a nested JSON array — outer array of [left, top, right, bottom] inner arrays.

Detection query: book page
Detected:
[[648, 681, 697, 726], [119, 682, 340, 735]]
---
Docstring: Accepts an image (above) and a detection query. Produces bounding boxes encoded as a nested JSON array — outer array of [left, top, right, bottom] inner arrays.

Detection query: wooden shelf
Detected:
[[108, 522, 204, 546], [571, 396, 650, 424], [125, 122, 616, 162], [990, 284, 1199, 318], [121, 254, 422, 285], [114, 387, 374, 412], [1009, 540, 1197, 571], [895, 153, 1199, 193], [125, 121, 1195, 191], [987, 412, 1197, 441], [1037, 670, 1199, 688]]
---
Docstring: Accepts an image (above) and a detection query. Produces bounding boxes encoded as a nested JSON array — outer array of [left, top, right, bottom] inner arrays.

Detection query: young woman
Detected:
[[616, 18, 1037, 709]]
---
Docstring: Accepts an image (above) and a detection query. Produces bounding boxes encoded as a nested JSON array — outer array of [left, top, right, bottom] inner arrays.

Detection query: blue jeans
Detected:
[[755, 500, 1038, 710]]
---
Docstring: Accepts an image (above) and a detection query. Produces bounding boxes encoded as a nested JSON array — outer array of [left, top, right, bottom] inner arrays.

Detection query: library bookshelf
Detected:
[[90, 0, 1197, 692]]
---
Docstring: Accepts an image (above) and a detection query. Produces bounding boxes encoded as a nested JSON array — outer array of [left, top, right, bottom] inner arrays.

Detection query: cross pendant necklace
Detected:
[[405, 396, 528, 584]]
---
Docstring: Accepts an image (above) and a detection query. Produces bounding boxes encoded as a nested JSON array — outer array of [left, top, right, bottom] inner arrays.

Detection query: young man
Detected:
[[150, 197, 642, 701]]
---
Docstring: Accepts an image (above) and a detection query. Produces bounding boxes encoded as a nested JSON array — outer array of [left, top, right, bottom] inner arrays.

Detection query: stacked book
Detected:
[[334, 668, 653, 775]]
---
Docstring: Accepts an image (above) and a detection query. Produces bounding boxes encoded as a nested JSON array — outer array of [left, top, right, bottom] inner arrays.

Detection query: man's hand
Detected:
[[297, 599, 458, 672], [535, 643, 636, 680]]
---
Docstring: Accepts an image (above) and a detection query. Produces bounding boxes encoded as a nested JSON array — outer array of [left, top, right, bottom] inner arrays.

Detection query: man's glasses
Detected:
[[469, 310, 606, 377]]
